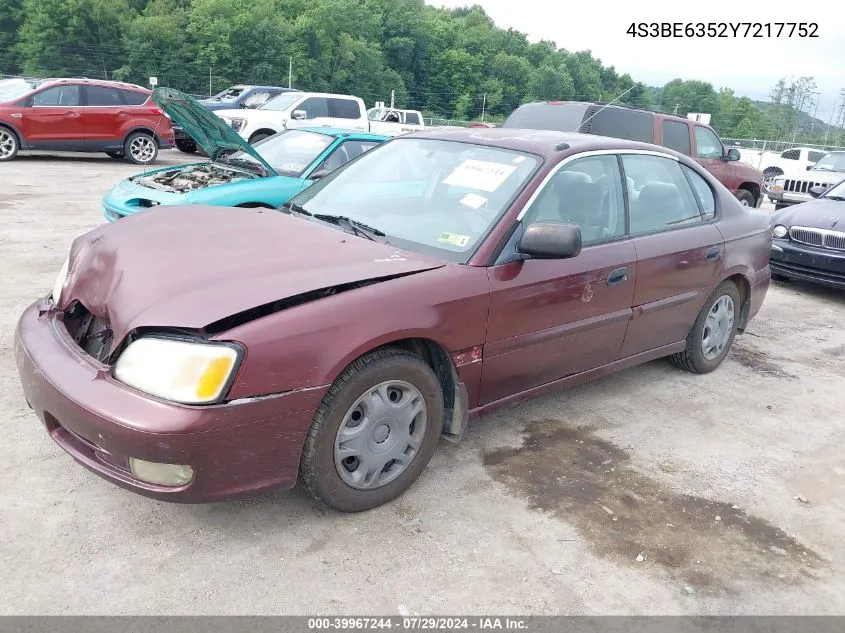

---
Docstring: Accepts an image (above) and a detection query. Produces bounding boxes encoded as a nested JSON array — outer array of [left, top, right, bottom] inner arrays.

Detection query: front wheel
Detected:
[[300, 348, 444, 512], [670, 281, 741, 374], [123, 132, 158, 164], [249, 132, 272, 144], [735, 189, 755, 207], [0, 127, 20, 161]]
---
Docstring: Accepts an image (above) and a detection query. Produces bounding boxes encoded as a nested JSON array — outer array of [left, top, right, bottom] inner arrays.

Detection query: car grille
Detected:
[[790, 226, 845, 251], [63, 304, 114, 363], [782, 179, 828, 193]]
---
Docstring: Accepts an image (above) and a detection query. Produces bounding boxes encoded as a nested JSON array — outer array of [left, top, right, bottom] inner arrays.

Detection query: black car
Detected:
[[770, 178, 845, 289]]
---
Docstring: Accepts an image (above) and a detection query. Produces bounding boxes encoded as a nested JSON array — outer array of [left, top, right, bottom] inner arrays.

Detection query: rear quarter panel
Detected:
[[215, 264, 491, 403]]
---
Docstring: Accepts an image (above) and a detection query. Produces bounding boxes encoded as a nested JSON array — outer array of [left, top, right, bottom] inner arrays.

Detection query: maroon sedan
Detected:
[[15, 128, 773, 512]]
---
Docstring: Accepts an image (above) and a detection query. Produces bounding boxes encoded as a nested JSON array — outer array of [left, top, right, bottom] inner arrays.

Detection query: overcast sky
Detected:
[[428, 0, 844, 121]]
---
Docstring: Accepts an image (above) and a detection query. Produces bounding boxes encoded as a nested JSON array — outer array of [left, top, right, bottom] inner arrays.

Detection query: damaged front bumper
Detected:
[[14, 300, 327, 502]]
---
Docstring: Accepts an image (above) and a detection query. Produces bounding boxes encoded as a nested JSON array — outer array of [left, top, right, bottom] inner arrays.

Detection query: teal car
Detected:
[[102, 87, 387, 221]]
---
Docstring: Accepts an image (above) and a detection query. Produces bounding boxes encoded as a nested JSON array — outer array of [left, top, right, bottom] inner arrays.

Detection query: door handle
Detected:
[[606, 267, 629, 286], [704, 246, 722, 262]]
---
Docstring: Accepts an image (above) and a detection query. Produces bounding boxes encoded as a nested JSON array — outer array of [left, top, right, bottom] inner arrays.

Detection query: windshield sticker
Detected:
[[460, 193, 488, 210], [438, 231, 470, 247], [443, 159, 517, 192]]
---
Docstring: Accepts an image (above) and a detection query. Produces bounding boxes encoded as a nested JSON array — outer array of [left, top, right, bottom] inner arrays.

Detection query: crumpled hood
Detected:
[[60, 206, 444, 349], [776, 197, 845, 229], [152, 87, 275, 174]]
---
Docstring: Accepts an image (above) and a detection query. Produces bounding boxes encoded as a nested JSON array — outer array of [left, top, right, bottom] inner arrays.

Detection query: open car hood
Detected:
[[152, 87, 276, 175], [60, 206, 445, 350]]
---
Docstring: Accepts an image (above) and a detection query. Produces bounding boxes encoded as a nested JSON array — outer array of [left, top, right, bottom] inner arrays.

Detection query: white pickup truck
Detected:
[[215, 92, 425, 144], [366, 107, 425, 136]]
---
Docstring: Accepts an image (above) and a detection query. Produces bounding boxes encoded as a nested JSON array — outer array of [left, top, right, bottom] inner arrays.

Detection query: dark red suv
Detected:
[[0, 78, 174, 164]]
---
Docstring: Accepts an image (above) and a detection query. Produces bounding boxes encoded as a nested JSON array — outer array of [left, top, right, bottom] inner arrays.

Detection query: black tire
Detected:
[[300, 347, 444, 512], [0, 126, 20, 161], [735, 189, 755, 207], [249, 131, 272, 144], [105, 151, 124, 159], [670, 281, 741, 374], [123, 131, 158, 165], [175, 139, 197, 153]]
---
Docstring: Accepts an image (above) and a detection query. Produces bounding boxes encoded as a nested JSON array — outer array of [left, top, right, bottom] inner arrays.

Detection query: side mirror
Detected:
[[806, 165, 814, 171], [809, 185, 827, 198], [309, 168, 332, 180], [291, 109, 307, 120], [517, 222, 582, 259], [726, 148, 741, 161]]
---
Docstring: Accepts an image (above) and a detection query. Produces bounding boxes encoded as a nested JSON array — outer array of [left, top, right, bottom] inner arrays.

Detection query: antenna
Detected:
[[573, 84, 637, 132]]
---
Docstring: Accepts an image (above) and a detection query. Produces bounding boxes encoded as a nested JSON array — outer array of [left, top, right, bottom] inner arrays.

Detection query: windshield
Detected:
[[0, 79, 38, 102], [813, 153, 845, 172], [211, 86, 247, 102], [289, 138, 542, 263], [228, 129, 332, 177], [258, 92, 303, 112], [821, 179, 845, 200]]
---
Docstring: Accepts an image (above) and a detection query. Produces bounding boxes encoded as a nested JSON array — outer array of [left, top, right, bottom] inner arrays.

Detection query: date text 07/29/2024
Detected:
[[627, 22, 819, 38]]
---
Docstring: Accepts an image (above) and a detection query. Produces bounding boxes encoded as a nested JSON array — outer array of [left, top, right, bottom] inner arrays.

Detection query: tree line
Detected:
[[1, 0, 843, 145]]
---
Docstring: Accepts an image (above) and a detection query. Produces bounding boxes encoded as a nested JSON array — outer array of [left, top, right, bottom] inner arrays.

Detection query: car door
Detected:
[[327, 97, 368, 131], [18, 84, 83, 147], [80, 84, 126, 150], [290, 97, 331, 128], [617, 153, 723, 358], [480, 153, 637, 405], [692, 124, 732, 185]]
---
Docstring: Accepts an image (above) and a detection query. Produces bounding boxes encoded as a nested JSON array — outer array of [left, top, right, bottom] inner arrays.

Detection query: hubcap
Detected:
[[739, 198, 750, 207], [0, 130, 16, 158], [333, 380, 427, 490], [129, 136, 156, 162], [701, 294, 735, 360]]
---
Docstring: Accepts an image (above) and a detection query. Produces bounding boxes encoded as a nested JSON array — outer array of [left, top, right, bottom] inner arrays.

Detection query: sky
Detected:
[[427, 0, 844, 122]]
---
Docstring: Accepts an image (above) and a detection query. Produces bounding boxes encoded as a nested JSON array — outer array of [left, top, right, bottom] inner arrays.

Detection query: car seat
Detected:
[[556, 178, 604, 242], [632, 182, 682, 232]]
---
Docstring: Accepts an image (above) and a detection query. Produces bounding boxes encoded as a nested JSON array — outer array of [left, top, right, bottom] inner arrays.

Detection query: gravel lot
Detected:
[[2, 150, 844, 615]]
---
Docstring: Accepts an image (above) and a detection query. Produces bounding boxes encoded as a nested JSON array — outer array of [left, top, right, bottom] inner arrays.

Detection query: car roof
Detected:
[[407, 127, 679, 159], [33, 78, 150, 92]]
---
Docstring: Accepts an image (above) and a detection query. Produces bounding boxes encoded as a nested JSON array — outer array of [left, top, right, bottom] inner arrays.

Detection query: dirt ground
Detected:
[[1, 150, 844, 615]]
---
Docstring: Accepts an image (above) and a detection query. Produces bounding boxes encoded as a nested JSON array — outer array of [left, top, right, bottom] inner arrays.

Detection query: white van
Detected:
[[215, 92, 368, 144]]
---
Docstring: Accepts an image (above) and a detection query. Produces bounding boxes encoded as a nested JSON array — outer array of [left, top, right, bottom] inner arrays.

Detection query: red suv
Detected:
[[0, 78, 174, 164], [504, 102, 764, 207]]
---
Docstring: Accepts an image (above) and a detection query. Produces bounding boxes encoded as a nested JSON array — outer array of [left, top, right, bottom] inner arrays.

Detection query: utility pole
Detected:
[[481, 93, 487, 122], [209, 66, 212, 98], [288, 58, 292, 89], [673, 103, 679, 115], [390, 90, 395, 109]]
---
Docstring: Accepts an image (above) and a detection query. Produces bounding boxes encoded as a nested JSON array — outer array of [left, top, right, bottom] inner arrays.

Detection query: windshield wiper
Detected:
[[312, 213, 385, 241], [280, 201, 312, 216], [825, 195, 845, 201]]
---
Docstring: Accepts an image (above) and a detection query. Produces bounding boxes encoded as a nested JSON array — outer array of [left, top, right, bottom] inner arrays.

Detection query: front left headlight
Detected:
[[773, 225, 788, 239], [52, 257, 69, 304], [114, 337, 242, 404], [229, 118, 245, 131]]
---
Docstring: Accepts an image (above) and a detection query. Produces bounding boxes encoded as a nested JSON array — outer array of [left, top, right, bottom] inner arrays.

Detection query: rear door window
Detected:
[[661, 120, 692, 155], [328, 98, 362, 119], [85, 85, 123, 106], [622, 154, 703, 234], [587, 107, 653, 142], [682, 165, 716, 219]]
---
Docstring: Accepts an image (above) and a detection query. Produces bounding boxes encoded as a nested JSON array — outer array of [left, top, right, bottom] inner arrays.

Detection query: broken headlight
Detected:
[[52, 257, 69, 304], [222, 117, 245, 132]]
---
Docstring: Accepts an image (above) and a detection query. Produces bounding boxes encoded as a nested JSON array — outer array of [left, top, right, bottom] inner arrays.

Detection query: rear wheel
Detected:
[[300, 348, 443, 512], [0, 127, 20, 161], [670, 281, 741, 374], [735, 189, 755, 207], [123, 132, 158, 165], [175, 139, 197, 153]]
